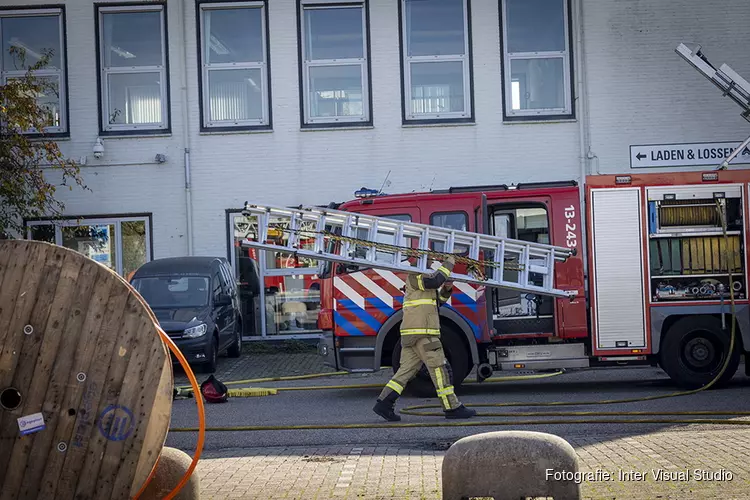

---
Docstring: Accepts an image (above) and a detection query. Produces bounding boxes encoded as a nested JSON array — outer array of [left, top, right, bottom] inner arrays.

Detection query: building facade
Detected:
[[5, 0, 749, 338]]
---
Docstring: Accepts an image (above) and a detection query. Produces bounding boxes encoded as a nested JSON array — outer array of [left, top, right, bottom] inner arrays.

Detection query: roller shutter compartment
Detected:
[[591, 188, 647, 349]]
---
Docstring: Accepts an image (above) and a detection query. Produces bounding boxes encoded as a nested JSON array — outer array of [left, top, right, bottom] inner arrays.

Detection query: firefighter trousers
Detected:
[[378, 335, 460, 411]]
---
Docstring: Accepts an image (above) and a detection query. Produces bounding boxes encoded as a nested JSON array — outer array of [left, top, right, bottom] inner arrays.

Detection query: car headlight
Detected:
[[183, 323, 207, 338]]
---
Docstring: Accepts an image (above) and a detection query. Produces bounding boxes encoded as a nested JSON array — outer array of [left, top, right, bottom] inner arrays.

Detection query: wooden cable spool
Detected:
[[0, 240, 173, 500]]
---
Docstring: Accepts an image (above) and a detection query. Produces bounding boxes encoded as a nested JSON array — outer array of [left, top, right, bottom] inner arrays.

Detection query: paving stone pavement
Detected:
[[173, 345, 334, 387], [194, 429, 750, 499]]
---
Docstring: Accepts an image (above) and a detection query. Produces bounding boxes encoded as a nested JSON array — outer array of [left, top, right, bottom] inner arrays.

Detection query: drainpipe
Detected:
[[178, 0, 194, 256], [574, 0, 591, 277]]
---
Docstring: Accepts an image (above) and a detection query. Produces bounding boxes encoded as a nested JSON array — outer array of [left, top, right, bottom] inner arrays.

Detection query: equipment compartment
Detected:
[[646, 186, 746, 302]]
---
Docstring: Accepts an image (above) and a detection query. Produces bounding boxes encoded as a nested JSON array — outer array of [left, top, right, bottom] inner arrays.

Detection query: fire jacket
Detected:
[[400, 256, 455, 337]]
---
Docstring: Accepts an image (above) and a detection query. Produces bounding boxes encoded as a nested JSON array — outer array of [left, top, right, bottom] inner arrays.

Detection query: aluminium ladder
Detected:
[[676, 43, 750, 169], [239, 202, 577, 299]]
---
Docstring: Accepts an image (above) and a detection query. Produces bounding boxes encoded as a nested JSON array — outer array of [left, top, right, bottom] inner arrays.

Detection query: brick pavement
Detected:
[[194, 429, 750, 499], [173, 343, 334, 387]]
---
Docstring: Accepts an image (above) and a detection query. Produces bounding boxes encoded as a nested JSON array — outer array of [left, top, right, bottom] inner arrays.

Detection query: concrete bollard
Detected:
[[442, 431, 581, 500], [139, 447, 201, 500]]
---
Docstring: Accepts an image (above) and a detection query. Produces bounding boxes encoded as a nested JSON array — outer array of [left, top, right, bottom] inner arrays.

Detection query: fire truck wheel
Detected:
[[391, 327, 470, 398], [659, 316, 740, 390]]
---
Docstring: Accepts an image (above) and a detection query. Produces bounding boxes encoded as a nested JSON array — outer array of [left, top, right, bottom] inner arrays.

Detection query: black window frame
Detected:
[[498, 0, 576, 122], [93, 1, 172, 137], [295, 0, 374, 130], [397, 0, 476, 126], [0, 4, 71, 139], [195, 0, 273, 133], [22, 211, 155, 277]]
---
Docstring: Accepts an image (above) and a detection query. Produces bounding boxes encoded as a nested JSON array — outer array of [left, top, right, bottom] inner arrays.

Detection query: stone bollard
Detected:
[[442, 431, 581, 500], [139, 446, 201, 500]]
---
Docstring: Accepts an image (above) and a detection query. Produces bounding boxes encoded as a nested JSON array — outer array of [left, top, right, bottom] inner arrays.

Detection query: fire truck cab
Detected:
[[317, 172, 750, 394]]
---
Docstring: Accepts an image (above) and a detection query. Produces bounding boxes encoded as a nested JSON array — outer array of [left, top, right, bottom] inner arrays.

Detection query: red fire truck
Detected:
[[315, 170, 750, 394]]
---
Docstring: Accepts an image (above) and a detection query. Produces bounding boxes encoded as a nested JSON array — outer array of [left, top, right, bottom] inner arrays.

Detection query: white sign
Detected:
[[630, 141, 750, 168], [17, 412, 46, 436]]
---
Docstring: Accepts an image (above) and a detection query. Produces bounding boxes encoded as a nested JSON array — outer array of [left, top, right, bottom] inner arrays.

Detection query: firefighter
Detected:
[[373, 254, 477, 421]]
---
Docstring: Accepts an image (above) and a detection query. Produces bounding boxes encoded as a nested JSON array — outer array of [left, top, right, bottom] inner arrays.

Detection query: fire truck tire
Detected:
[[659, 316, 740, 390], [391, 327, 470, 398]]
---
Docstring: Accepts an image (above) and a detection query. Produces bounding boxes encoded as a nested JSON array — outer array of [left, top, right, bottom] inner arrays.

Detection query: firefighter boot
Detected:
[[444, 404, 477, 419], [373, 391, 401, 422]]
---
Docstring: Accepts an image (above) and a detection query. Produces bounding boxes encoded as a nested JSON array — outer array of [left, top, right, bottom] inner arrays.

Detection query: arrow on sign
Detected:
[[636, 153, 647, 160]]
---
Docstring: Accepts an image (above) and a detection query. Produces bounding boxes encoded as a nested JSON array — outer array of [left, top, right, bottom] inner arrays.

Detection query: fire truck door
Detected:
[[487, 201, 556, 336]]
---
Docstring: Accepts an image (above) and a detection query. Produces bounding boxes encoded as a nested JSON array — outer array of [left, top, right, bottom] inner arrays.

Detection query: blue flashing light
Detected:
[[354, 187, 379, 198]]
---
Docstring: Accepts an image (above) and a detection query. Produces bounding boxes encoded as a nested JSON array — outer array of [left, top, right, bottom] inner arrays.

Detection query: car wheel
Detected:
[[227, 320, 242, 358], [202, 336, 218, 373]]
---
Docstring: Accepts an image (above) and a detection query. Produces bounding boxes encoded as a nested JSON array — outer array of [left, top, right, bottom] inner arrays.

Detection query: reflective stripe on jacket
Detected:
[[400, 256, 455, 336]]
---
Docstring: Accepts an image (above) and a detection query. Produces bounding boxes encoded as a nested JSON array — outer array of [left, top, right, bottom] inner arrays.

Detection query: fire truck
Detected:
[[315, 170, 750, 394]]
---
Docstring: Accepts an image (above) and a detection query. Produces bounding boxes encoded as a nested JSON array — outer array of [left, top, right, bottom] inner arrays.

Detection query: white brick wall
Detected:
[[8, 0, 190, 260], [186, 0, 580, 256], [8, 0, 750, 261], [584, 0, 750, 174]]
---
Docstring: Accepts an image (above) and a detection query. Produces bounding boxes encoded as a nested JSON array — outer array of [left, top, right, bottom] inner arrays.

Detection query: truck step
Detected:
[[488, 343, 590, 371]]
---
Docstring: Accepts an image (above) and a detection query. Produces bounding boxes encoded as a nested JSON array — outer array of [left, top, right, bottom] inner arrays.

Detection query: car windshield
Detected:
[[131, 276, 210, 308]]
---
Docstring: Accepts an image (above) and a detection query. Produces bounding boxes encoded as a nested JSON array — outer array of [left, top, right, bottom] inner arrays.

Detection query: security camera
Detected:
[[93, 138, 104, 159]]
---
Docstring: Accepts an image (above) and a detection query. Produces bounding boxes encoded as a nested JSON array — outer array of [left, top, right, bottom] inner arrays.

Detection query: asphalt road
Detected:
[[165, 364, 750, 452]]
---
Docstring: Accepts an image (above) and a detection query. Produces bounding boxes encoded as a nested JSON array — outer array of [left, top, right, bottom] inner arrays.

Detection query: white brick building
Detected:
[[5, 0, 749, 338]]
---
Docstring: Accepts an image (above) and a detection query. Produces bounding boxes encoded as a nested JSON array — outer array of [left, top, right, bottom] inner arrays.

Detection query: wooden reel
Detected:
[[0, 240, 172, 499]]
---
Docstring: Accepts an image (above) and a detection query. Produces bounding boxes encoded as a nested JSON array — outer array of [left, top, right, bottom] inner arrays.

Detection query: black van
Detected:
[[130, 256, 243, 373]]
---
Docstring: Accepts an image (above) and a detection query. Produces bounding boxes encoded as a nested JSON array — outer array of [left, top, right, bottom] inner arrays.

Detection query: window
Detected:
[[323, 213, 414, 275], [489, 205, 553, 323], [198, 1, 270, 130], [298, 0, 371, 126], [212, 268, 223, 301], [96, 4, 169, 134], [501, 0, 573, 119], [493, 207, 549, 244], [491, 205, 550, 288], [0, 8, 68, 135], [374, 214, 412, 264], [431, 212, 467, 231], [430, 211, 469, 253], [26, 216, 152, 277], [218, 260, 236, 295], [132, 276, 210, 308], [400, 0, 473, 122], [229, 211, 322, 337]]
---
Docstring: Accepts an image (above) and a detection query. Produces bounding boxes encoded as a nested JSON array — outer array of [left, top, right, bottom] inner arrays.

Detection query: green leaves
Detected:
[[0, 46, 89, 236]]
